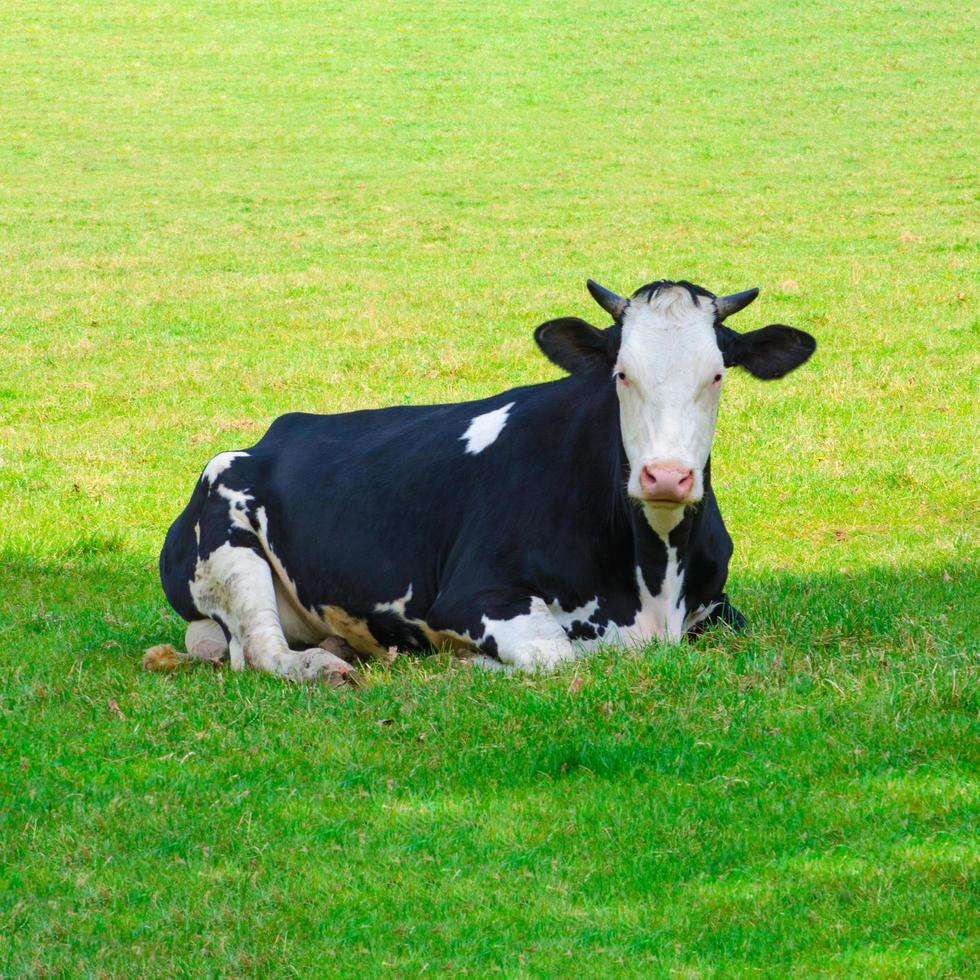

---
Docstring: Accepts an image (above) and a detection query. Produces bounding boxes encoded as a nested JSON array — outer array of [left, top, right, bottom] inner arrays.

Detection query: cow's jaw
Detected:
[[614, 285, 724, 516]]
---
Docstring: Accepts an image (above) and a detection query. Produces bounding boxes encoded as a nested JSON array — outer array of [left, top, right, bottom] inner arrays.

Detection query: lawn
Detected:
[[1, 0, 977, 974]]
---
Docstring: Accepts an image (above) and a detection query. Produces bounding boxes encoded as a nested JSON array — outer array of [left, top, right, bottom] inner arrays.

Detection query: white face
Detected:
[[613, 286, 725, 505]]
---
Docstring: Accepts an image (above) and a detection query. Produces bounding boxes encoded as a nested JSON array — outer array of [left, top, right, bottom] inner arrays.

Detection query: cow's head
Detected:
[[534, 279, 816, 509]]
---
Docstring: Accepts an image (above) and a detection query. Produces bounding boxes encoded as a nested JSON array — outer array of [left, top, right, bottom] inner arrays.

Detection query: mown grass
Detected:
[[1, 0, 977, 975]]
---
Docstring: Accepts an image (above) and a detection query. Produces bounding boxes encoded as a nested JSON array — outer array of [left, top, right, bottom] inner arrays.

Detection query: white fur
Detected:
[[190, 543, 289, 670], [548, 596, 599, 632], [572, 563, 686, 650], [508, 521, 690, 657], [473, 548, 688, 670], [641, 502, 686, 540], [202, 450, 249, 484], [480, 597, 575, 671], [214, 482, 254, 524], [634, 553, 686, 641], [188, 541, 355, 683], [460, 402, 515, 455], [374, 585, 413, 616], [615, 287, 723, 505]]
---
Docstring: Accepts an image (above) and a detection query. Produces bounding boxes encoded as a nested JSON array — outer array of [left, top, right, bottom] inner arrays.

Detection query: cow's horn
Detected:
[[586, 279, 628, 320], [715, 288, 759, 320]]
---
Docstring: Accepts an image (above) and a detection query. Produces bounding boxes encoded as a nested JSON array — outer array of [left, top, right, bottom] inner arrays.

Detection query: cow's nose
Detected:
[[640, 462, 694, 502]]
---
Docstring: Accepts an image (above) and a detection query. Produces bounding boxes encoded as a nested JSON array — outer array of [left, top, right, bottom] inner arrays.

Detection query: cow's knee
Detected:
[[481, 597, 575, 673], [504, 637, 574, 673]]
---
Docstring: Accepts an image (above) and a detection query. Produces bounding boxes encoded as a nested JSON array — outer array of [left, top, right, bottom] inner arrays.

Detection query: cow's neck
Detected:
[[623, 458, 713, 641]]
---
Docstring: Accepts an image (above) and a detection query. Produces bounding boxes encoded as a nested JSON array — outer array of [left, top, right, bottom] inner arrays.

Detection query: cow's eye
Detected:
[[712, 372, 723, 384], [615, 370, 628, 384]]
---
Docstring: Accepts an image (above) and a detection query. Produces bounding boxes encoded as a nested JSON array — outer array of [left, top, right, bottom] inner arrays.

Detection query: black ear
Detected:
[[533, 317, 617, 374], [726, 324, 816, 380]]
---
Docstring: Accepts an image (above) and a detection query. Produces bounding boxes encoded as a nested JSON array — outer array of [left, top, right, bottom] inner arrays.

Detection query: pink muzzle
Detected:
[[639, 462, 695, 503]]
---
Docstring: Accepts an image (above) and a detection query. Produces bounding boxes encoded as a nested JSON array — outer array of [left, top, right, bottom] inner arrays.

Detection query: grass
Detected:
[[0, 0, 977, 974]]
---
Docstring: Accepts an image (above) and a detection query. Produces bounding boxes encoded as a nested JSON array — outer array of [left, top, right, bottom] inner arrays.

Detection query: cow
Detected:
[[155, 278, 815, 683]]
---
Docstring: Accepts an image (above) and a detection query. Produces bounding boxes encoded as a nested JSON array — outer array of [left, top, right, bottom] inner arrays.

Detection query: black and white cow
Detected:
[[158, 279, 815, 683]]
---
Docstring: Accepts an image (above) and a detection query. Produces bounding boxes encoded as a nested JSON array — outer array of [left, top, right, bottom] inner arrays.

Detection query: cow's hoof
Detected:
[[294, 649, 363, 687], [716, 594, 747, 632], [688, 594, 747, 638]]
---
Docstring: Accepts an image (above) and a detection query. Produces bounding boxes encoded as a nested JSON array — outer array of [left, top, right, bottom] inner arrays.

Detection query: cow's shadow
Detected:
[[3, 543, 974, 824]]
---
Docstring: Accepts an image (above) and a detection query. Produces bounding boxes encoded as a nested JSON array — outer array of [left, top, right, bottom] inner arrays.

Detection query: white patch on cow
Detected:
[[481, 597, 575, 671], [641, 501, 686, 539], [214, 482, 254, 526], [548, 596, 599, 632], [475, 540, 692, 668], [202, 450, 249, 484], [253, 504, 270, 539], [596, 559, 685, 648], [190, 542, 283, 665], [374, 585, 413, 616], [646, 550, 687, 640], [615, 286, 724, 504], [460, 402, 515, 455]]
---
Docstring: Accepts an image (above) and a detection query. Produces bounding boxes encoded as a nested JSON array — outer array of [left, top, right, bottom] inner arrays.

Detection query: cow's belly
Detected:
[[274, 568, 702, 659], [272, 568, 479, 659], [266, 536, 700, 659]]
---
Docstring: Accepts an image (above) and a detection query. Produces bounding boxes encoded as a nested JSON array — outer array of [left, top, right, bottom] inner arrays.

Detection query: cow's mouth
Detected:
[[638, 494, 700, 508]]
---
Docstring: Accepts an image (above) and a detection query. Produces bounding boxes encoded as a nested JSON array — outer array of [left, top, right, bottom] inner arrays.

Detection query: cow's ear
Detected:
[[726, 324, 816, 380], [534, 317, 616, 374]]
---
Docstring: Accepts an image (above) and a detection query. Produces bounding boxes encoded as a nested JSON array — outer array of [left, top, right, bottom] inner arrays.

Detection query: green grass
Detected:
[[1, 0, 977, 974]]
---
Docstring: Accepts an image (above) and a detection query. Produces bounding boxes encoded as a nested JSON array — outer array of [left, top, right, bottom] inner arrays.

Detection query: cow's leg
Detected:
[[478, 597, 576, 673], [687, 592, 747, 637], [190, 543, 360, 685]]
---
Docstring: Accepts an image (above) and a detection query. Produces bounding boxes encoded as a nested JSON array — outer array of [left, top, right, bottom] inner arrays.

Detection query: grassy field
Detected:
[[1, 0, 977, 974]]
